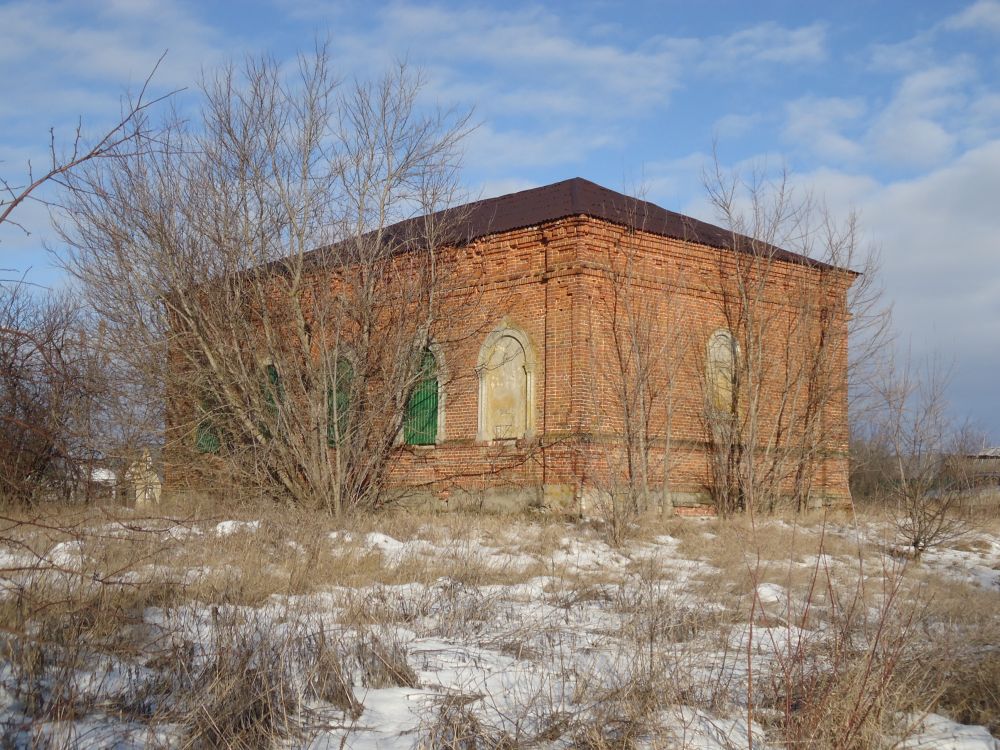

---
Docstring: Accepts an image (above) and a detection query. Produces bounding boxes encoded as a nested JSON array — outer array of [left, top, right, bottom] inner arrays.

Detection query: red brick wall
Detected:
[[165, 213, 854, 512]]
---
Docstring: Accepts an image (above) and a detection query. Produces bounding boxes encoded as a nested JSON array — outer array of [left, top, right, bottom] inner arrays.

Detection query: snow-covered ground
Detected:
[[1, 509, 998, 748]]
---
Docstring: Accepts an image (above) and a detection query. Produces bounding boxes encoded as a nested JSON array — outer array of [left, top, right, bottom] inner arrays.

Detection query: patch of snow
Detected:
[[163, 524, 203, 541], [754, 582, 786, 605], [47, 540, 89, 569], [899, 712, 1000, 749], [214, 520, 260, 536], [0, 546, 34, 570], [663, 705, 769, 749], [89, 467, 116, 484], [4, 515, 999, 749], [921, 542, 1000, 590], [551, 536, 629, 572]]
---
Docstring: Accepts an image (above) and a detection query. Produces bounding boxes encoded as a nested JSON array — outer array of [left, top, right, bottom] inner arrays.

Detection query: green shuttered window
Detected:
[[262, 363, 283, 433], [195, 393, 221, 453], [404, 350, 438, 446], [327, 357, 353, 446], [264, 363, 281, 408]]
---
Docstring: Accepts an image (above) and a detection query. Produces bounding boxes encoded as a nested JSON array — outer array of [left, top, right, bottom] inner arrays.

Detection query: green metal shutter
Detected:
[[254, 363, 285, 439], [328, 358, 353, 446], [195, 416, 221, 453], [404, 351, 438, 445], [263, 363, 282, 424]]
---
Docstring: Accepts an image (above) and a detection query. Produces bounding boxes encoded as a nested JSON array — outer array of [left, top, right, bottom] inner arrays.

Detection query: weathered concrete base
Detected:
[[665, 490, 713, 508], [577, 486, 712, 518], [542, 483, 578, 513], [808, 492, 853, 510], [395, 485, 545, 514], [169, 476, 852, 518]]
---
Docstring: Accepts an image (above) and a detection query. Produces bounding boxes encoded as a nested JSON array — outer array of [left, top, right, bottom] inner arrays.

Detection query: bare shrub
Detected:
[[184, 614, 299, 749], [570, 664, 671, 749], [582, 203, 693, 544], [418, 693, 513, 750], [0, 558, 184, 735], [866, 359, 980, 558], [353, 628, 418, 689], [932, 647, 1000, 737], [733, 524, 933, 749], [910, 572, 1000, 737], [0, 283, 113, 504], [302, 629, 363, 719]]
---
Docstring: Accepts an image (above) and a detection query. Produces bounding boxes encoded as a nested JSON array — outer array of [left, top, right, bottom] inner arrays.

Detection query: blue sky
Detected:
[[2, 0, 999, 437]]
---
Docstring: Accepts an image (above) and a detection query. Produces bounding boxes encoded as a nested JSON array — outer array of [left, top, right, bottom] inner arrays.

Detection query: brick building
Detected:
[[168, 177, 855, 514]]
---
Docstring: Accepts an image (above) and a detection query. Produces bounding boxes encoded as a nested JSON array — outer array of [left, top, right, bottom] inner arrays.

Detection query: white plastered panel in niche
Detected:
[[477, 321, 536, 442]]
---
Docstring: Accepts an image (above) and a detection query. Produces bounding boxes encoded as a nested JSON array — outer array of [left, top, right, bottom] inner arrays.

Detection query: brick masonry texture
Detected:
[[165, 207, 854, 515]]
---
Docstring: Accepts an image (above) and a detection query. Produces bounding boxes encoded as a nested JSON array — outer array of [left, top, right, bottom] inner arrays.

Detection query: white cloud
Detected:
[[866, 62, 973, 168], [705, 21, 827, 72], [476, 177, 539, 200], [963, 93, 1000, 144], [636, 151, 714, 206], [0, 0, 223, 89], [643, 135, 1000, 433], [0, 0, 229, 153], [316, 3, 832, 180], [783, 97, 865, 162], [790, 168, 880, 219], [464, 124, 616, 170], [869, 34, 937, 73], [713, 113, 765, 139], [798, 142, 1000, 428], [944, 0, 1000, 34], [0, 0, 234, 278], [333, 2, 689, 119]]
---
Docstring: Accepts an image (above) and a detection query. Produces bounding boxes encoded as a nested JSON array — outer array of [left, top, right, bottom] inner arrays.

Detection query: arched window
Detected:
[[260, 362, 283, 434], [404, 349, 439, 445], [477, 323, 535, 441], [327, 357, 353, 446], [195, 400, 221, 453], [707, 329, 738, 414]]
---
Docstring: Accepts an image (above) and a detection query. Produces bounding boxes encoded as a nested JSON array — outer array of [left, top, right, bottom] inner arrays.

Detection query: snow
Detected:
[[0, 547, 34, 570], [663, 705, 769, 749], [551, 535, 629, 572], [213, 519, 261, 536], [89, 467, 116, 484], [920, 540, 1000, 590], [47, 540, 90, 569], [898, 713, 1000, 749], [331, 530, 538, 572], [1, 515, 998, 748], [753, 582, 786, 605]]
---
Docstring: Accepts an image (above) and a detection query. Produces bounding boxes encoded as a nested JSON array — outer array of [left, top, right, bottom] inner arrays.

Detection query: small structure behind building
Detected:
[[125, 449, 161, 508], [967, 447, 1000, 487], [86, 466, 117, 503]]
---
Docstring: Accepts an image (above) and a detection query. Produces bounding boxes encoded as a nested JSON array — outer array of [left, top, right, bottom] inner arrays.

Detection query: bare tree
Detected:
[[1, 54, 174, 238], [868, 357, 979, 558], [701, 159, 888, 515], [58, 47, 474, 516], [0, 58, 175, 502], [583, 217, 692, 543], [0, 280, 112, 502]]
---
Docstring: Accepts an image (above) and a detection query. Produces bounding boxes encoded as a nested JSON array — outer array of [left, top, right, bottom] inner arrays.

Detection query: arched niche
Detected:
[[706, 328, 739, 414], [477, 322, 536, 442]]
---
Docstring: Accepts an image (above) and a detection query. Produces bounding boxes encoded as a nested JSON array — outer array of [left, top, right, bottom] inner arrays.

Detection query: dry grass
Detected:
[[1, 498, 998, 747], [903, 566, 1000, 736], [1, 502, 558, 608]]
